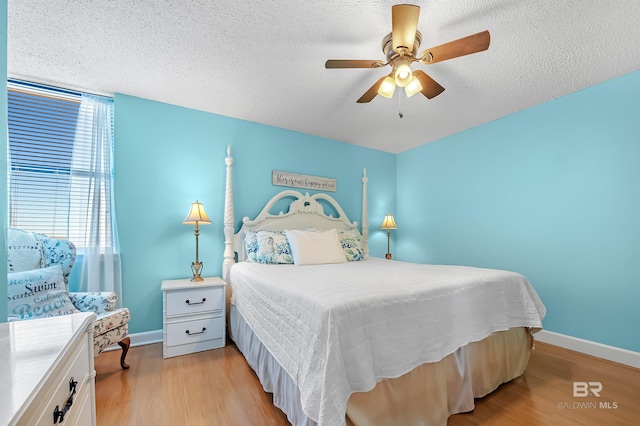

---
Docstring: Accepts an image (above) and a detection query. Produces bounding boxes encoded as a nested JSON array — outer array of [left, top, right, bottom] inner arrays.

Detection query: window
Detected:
[[7, 79, 116, 250]]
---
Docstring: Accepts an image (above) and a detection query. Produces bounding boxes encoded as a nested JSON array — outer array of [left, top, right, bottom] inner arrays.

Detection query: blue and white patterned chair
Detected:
[[7, 228, 131, 369]]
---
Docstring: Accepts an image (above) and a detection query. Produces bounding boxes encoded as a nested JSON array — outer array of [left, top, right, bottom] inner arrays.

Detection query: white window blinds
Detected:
[[7, 80, 115, 249]]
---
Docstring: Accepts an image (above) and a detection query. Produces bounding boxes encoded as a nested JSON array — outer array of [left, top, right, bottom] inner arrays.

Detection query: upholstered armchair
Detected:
[[7, 228, 131, 369]]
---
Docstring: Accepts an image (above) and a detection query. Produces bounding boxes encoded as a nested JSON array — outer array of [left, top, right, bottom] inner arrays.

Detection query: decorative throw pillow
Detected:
[[244, 231, 258, 262], [7, 265, 81, 321], [255, 231, 293, 264], [338, 229, 364, 261], [7, 228, 44, 273], [285, 229, 347, 266], [40, 236, 76, 288]]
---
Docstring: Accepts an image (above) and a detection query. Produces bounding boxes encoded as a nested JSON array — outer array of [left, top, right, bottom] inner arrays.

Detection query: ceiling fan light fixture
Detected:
[[394, 60, 412, 87], [404, 76, 423, 97], [325, 5, 490, 104], [377, 76, 396, 98]]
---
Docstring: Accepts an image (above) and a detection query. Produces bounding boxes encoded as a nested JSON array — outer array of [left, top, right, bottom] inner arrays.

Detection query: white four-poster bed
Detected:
[[220, 147, 546, 426]]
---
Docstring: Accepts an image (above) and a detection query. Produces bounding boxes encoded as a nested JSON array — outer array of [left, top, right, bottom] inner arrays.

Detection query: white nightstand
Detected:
[[161, 277, 226, 358]]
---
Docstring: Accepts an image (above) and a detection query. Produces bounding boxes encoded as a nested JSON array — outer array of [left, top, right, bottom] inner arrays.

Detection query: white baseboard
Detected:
[[101, 329, 162, 352], [129, 329, 163, 347], [535, 330, 640, 369]]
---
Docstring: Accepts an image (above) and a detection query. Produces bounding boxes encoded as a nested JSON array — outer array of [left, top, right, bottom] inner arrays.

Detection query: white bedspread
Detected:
[[230, 258, 546, 426]]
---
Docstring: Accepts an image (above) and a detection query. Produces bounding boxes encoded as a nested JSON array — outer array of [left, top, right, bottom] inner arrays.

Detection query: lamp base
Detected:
[[385, 253, 392, 260], [191, 261, 204, 282]]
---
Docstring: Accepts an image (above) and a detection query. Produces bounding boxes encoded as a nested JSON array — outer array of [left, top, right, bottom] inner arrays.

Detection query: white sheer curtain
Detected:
[[69, 94, 122, 304]]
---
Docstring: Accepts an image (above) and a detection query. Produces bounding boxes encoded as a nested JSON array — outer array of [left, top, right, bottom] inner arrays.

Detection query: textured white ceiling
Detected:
[[7, 0, 640, 153]]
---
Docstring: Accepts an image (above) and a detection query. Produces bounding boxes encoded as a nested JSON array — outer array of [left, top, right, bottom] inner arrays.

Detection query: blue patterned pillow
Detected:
[[338, 229, 364, 261], [244, 231, 258, 262], [255, 231, 293, 264]]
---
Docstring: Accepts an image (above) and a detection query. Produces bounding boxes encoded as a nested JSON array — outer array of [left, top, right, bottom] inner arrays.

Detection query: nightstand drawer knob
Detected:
[[185, 298, 206, 305], [185, 327, 207, 336]]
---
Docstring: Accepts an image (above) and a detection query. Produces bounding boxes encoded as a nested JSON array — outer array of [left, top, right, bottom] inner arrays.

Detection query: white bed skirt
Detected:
[[230, 304, 533, 426], [231, 303, 314, 426]]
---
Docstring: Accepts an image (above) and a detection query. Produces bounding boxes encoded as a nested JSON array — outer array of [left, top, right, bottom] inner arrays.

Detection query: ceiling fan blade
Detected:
[[356, 75, 389, 103], [420, 30, 490, 64], [325, 60, 384, 69], [392, 4, 420, 53], [413, 70, 445, 99]]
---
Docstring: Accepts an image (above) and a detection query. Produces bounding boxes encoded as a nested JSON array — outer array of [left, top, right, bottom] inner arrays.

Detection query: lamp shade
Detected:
[[183, 201, 212, 224], [380, 213, 398, 230], [377, 76, 396, 98], [394, 59, 413, 88], [404, 76, 423, 97]]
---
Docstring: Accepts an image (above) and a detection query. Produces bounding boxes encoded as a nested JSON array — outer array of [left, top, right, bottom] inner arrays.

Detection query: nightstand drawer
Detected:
[[166, 286, 223, 316], [166, 316, 224, 347]]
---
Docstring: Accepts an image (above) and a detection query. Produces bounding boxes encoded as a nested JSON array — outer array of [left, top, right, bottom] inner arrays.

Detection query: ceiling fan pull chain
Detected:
[[398, 89, 404, 118]]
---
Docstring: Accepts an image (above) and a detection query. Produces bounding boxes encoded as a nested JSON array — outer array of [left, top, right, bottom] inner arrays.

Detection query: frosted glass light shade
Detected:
[[404, 76, 423, 97], [394, 61, 413, 87], [377, 76, 396, 98]]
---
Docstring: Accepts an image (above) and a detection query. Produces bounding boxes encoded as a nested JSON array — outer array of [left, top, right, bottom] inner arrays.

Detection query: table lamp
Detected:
[[380, 213, 398, 260], [183, 200, 211, 281]]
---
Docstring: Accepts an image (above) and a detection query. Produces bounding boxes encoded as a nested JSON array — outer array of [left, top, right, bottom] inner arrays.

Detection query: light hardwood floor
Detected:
[[95, 340, 640, 425]]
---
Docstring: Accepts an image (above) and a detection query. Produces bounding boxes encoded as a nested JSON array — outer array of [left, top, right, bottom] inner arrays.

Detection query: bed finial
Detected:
[[223, 145, 234, 282], [362, 167, 369, 258]]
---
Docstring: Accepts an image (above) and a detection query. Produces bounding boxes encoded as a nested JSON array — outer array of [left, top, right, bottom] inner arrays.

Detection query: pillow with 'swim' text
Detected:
[[7, 264, 80, 321]]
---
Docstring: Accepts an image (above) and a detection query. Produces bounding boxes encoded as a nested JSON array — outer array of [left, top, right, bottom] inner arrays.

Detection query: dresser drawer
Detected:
[[166, 286, 223, 316], [166, 316, 224, 347], [65, 386, 93, 426], [32, 336, 91, 426]]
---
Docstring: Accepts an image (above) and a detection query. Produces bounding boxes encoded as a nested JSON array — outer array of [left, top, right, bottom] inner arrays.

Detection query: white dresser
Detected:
[[1, 312, 97, 426], [161, 277, 226, 358]]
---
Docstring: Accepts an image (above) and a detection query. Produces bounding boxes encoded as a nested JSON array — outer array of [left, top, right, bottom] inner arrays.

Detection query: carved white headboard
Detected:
[[221, 146, 369, 281]]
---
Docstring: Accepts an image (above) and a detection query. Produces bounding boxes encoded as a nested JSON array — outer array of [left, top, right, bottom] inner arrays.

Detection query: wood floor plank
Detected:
[[95, 341, 640, 425]]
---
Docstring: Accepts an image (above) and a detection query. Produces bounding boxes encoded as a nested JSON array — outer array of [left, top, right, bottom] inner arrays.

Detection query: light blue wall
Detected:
[[397, 70, 640, 352], [114, 94, 396, 334], [1, 0, 8, 322]]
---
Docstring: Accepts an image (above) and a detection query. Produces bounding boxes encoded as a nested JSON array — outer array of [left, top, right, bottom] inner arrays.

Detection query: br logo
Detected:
[[573, 382, 602, 397]]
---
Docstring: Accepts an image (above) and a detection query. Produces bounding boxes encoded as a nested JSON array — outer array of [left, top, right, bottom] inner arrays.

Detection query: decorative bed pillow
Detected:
[[338, 229, 364, 261], [7, 228, 44, 273], [285, 229, 348, 266], [7, 265, 81, 321], [244, 231, 258, 262], [255, 231, 293, 264]]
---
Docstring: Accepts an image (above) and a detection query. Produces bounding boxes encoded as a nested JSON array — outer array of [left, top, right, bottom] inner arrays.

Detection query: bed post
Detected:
[[362, 167, 369, 258], [222, 145, 234, 282]]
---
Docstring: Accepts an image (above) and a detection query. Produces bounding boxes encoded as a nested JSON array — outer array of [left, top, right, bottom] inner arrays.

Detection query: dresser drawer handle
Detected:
[[53, 377, 77, 424], [185, 327, 207, 336], [185, 298, 206, 305]]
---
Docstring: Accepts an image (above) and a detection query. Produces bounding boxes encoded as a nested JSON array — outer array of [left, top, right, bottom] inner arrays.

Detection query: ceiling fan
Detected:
[[325, 4, 490, 103]]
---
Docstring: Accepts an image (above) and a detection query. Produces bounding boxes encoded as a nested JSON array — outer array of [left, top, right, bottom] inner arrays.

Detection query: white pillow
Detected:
[[285, 229, 347, 266], [7, 265, 81, 321], [7, 228, 43, 272]]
